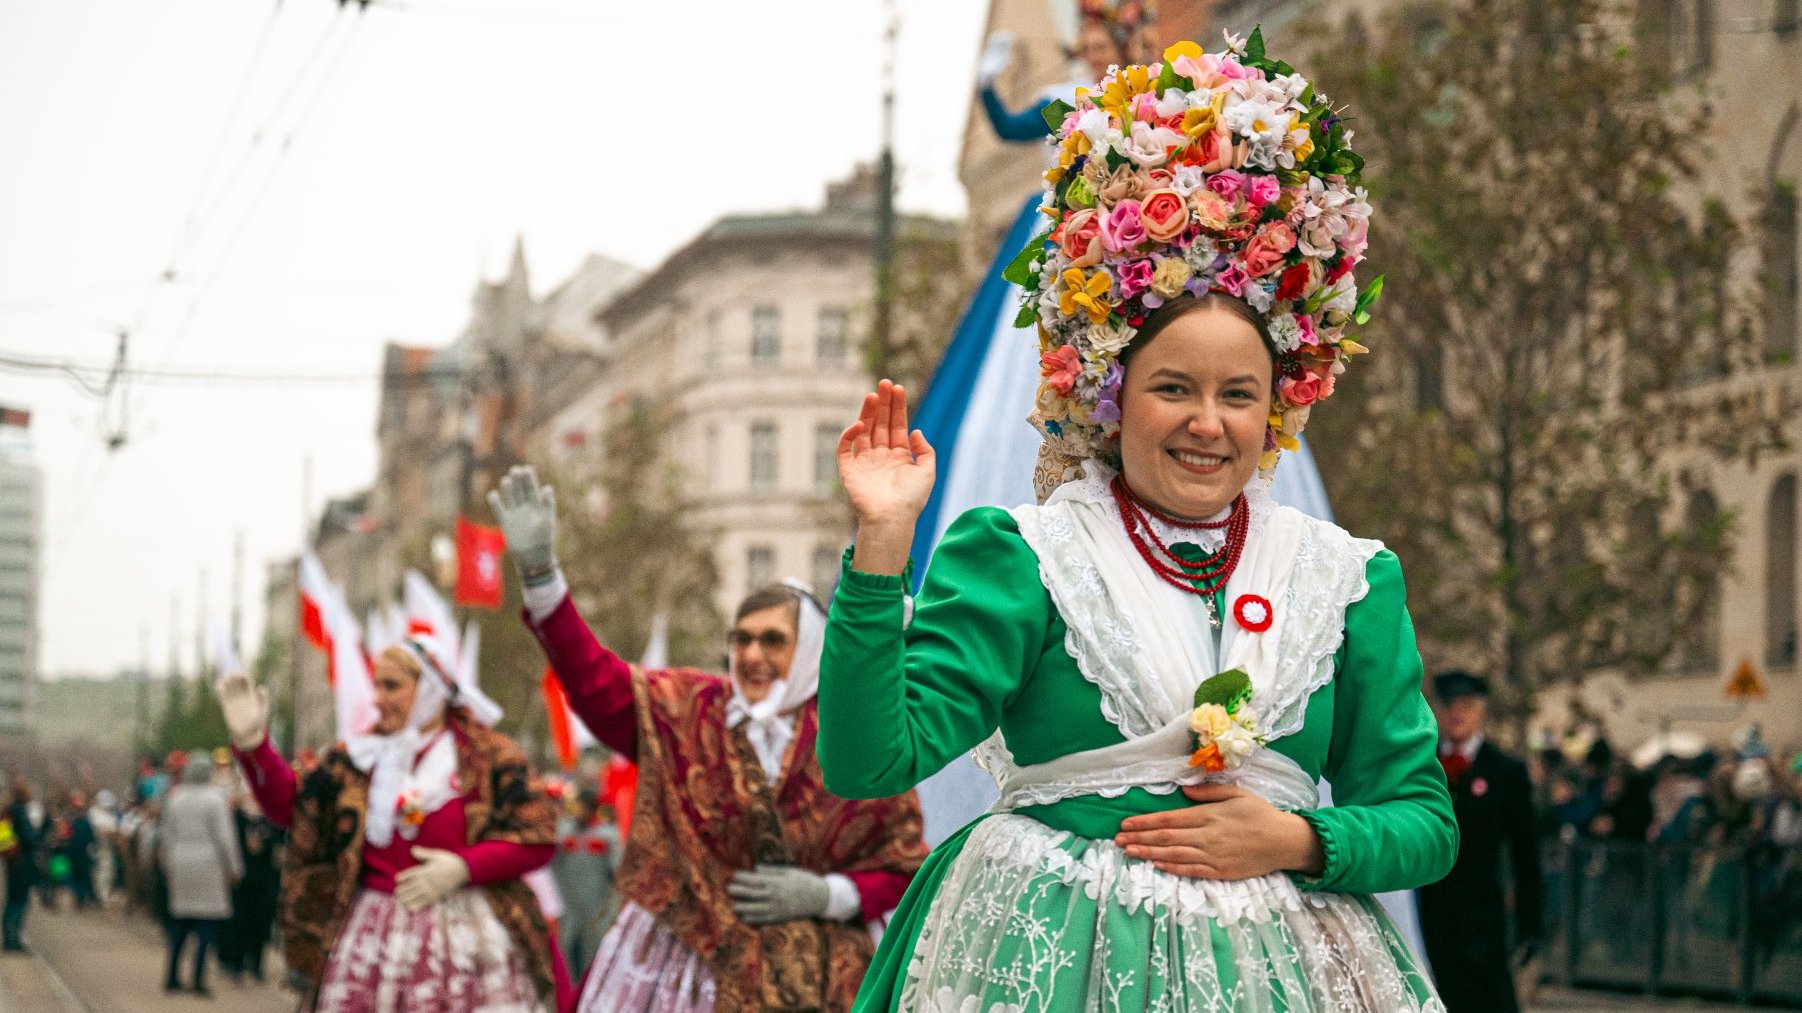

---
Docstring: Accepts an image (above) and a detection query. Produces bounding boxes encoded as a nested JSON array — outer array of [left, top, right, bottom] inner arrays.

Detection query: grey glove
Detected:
[[487, 465, 560, 587], [726, 864, 833, 925], [216, 672, 269, 751]]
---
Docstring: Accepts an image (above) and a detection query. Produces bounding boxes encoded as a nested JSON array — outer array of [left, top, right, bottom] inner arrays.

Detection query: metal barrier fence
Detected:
[[1546, 839, 1802, 1005]]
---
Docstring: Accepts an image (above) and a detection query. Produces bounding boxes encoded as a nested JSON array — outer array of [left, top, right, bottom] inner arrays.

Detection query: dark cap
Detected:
[[1433, 669, 1490, 701]]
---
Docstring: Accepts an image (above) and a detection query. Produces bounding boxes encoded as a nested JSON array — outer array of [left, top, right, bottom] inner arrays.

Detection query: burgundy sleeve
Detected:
[[460, 840, 556, 886], [523, 596, 638, 757], [231, 737, 297, 830], [845, 868, 915, 924]]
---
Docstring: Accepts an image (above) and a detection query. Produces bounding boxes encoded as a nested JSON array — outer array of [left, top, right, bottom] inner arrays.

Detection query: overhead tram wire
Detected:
[[122, 4, 371, 442]]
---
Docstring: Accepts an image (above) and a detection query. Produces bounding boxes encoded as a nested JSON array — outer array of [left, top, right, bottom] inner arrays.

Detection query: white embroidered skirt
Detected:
[[316, 888, 547, 1013], [899, 815, 1445, 1013], [577, 901, 717, 1013]]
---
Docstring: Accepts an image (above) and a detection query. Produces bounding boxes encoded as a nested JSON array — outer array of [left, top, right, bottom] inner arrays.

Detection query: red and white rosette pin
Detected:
[[1232, 594, 1274, 633]]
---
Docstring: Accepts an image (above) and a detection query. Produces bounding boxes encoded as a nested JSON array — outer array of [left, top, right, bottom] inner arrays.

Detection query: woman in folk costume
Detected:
[[819, 30, 1457, 1012], [488, 465, 929, 1013], [216, 634, 571, 1012]]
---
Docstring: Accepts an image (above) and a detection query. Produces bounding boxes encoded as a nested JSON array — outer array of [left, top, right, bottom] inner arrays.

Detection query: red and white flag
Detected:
[[403, 569, 461, 663], [454, 516, 506, 610], [298, 552, 379, 739]]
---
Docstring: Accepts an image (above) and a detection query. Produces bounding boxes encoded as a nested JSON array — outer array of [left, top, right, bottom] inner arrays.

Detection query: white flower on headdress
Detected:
[[1268, 313, 1304, 354], [1224, 96, 1291, 170], [1124, 121, 1185, 167], [1295, 178, 1373, 259], [1154, 89, 1191, 120], [1184, 237, 1220, 273], [1075, 107, 1123, 154], [1215, 722, 1259, 769], [1319, 276, 1358, 321], [1270, 73, 1311, 104], [1171, 164, 1208, 195], [1087, 320, 1135, 356], [1244, 280, 1275, 314]]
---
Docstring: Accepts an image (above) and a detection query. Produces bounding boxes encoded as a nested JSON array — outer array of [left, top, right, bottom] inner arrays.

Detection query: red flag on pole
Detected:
[[454, 516, 506, 610]]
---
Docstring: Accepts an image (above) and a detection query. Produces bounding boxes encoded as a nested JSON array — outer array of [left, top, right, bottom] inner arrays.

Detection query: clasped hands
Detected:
[[1114, 783, 1327, 881]]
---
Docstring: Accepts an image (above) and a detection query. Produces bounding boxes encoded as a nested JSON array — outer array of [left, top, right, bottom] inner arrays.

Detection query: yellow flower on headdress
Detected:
[[1099, 65, 1152, 118], [1289, 114, 1315, 163], [1059, 267, 1114, 325], [1163, 41, 1203, 65], [1057, 130, 1092, 171], [1181, 93, 1228, 139]]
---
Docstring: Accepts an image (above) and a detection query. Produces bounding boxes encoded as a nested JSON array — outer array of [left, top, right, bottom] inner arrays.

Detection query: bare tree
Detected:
[[1297, 0, 1782, 730]]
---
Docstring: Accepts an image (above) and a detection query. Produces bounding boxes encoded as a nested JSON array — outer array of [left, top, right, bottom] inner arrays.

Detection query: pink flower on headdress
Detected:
[[1041, 344, 1084, 395], [1214, 263, 1250, 296], [1279, 374, 1325, 406], [1103, 199, 1147, 252], [1190, 189, 1232, 231], [1246, 175, 1282, 208], [1059, 209, 1106, 269], [1117, 258, 1156, 300], [1241, 222, 1298, 277], [1139, 189, 1191, 243], [1296, 313, 1319, 347], [1206, 170, 1246, 201]]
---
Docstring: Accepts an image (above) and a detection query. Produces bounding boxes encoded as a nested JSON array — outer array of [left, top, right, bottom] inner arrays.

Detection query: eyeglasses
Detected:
[[727, 629, 792, 651]]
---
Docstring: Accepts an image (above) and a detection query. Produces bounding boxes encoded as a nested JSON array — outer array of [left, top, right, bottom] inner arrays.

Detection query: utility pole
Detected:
[[871, 0, 899, 380], [231, 529, 244, 650], [135, 625, 149, 754], [287, 454, 312, 755]]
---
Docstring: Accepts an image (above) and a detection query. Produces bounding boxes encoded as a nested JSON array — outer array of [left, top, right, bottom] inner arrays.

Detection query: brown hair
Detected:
[[735, 585, 807, 625], [376, 644, 424, 682], [1118, 292, 1278, 377]]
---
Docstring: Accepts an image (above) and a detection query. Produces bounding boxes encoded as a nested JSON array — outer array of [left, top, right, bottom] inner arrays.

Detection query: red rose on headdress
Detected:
[[1275, 261, 1314, 302], [1140, 189, 1191, 243], [1059, 209, 1105, 269]]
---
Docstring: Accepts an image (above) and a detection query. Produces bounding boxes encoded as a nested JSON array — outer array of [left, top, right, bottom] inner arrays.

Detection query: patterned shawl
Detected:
[[281, 710, 560, 1009], [617, 665, 928, 1012]]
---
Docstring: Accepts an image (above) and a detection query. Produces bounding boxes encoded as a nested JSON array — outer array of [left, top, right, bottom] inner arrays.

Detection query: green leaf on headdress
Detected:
[[1042, 99, 1074, 133], [1065, 176, 1096, 209], [1353, 275, 1385, 325], [1270, 59, 1294, 77], [1002, 230, 1052, 288], [1246, 26, 1267, 64], [1156, 63, 1183, 93], [1299, 84, 1315, 107], [1013, 301, 1039, 328], [1194, 668, 1253, 711]]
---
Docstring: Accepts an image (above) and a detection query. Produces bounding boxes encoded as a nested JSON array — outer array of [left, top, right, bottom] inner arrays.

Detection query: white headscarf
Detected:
[[346, 633, 504, 848], [725, 579, 826, 783]]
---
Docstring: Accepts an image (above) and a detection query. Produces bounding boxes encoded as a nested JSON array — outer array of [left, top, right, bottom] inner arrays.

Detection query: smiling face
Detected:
[[1117, 301, 1274, 520], [372, 651, 421, 735], [1076, 20, 1124, 80], [729, 603, 799, 705]]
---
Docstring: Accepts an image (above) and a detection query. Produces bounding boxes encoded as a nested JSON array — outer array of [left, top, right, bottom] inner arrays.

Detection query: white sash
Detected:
[[982, 461, 1382, 811]]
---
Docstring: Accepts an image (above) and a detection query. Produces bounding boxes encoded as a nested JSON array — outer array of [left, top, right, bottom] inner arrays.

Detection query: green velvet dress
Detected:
[[818, 481, 1457, 1012]]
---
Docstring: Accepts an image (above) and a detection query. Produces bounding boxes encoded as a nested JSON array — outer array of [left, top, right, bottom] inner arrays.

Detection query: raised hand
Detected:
[[487, 465, 560, 587], [216, 672, 269, 752], [838, 380, 935, 576]]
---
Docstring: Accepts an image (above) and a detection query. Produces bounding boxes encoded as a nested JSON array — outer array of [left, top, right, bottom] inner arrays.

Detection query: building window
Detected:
[[818, 307, 849, 368], [1680, 490, 1723, 672], [751, 306, 781, 366], [750, 421, 778, 493], [1769, 475, 1798, 667], [1638, 0, 1713, 76], [747, 545, 775, 593], [812, 545, 841, 600], [814, 424, 839, 495], [1764, 184, 1799, 364]]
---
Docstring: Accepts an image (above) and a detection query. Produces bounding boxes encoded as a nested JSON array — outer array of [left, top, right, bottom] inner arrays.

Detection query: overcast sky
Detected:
[[0, 0, 988, 678]]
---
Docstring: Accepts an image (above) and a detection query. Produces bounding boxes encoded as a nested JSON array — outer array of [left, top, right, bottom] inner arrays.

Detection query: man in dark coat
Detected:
[[1417, 670, 1543, 1013], [3, 777, 41, 951]]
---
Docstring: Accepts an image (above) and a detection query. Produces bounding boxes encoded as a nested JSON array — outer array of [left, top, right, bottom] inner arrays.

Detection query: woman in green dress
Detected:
[[817, 32, 1456, 1013]]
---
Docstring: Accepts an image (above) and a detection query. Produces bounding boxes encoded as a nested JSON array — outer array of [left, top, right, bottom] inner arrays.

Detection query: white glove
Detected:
[[726, 864, 833, 925], [977, 30, 1015, 88], [487, 465, 560, 587], [216, 672, 269, 752], [395, 846, 470, 912]]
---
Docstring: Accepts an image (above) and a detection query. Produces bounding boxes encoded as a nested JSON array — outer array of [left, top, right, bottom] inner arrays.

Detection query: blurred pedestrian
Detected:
[[158, 759, 242, 996], [217, 791, 282, 984], [63, 791, 98, 909], [2, 776, 41, 951], [1417, 670, 1543, 1013], [550, 787, 620, 980]]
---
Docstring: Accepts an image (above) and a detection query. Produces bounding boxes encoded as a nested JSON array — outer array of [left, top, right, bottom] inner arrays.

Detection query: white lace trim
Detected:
[[998, 461, 1380, 808]]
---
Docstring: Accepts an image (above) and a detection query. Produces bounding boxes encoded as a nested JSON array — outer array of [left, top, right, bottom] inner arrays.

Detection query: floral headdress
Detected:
[[1006, 29, 1382, 495]]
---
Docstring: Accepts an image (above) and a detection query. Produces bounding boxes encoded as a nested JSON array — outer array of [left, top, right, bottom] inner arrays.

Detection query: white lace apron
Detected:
[[900, 464, 1445, 1012]]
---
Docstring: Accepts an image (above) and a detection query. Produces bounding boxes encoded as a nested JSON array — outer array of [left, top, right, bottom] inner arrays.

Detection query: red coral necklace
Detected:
[[1111, 475, 1247, 625]]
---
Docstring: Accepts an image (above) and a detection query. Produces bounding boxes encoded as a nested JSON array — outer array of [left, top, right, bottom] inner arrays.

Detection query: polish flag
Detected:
[[454, 516, 506, 610], [297, 552, 379, 739], [403, 569, 461, 663]]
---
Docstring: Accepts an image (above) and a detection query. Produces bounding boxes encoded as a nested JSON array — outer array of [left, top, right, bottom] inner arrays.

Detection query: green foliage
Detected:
[[1192, 669, 1253, 711]]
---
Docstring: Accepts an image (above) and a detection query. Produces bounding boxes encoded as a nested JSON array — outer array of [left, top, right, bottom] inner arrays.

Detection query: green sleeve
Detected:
[[1295, 549, 1458, 894], [817, 507, 1050, 800]]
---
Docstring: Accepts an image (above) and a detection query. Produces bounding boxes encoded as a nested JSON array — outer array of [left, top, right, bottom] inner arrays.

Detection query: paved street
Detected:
[[0, 904, 293, 1013]]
